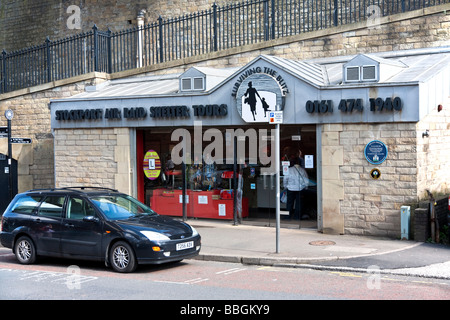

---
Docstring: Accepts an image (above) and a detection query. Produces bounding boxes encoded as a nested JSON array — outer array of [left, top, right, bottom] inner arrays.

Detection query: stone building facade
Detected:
[[49, 46, 450, 237], [0, 4, 449, 238]]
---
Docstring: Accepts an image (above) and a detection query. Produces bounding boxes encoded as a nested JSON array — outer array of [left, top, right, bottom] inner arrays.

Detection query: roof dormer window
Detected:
[[362, 65, 376, 81], [345, 66, 360, 82], [343, 54, 407, 84], [180, 76, 204, 91], [193, 77, 204, 90], [344, 65, 377, 82]]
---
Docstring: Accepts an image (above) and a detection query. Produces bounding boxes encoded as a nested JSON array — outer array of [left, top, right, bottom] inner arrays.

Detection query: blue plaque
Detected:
[[364, 140, 388, 165]]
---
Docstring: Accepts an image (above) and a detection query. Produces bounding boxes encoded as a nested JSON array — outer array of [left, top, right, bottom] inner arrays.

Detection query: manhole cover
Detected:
[[309, 240, 336, 246]]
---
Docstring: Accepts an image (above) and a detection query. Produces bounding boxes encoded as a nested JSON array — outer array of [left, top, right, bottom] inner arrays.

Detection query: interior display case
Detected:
[[149, 188, 248, 219], [147, 154, 248, 220]]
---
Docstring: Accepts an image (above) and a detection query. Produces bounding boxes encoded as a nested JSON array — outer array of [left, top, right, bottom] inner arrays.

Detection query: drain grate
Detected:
[[309, 240, 336, 246]]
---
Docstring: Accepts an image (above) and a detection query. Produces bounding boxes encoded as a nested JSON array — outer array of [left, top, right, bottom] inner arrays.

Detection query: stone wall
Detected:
[[54, 127, 130, 192], [416, 104, 450, 199], [320, 124, 345, 234], [0, 73, 108, 192], [164, 4, 450, 70], [0, 0, 229, 51], [320, 116, 450, 237], [2, 1, 448, 57], [320, 122, 418, 236]]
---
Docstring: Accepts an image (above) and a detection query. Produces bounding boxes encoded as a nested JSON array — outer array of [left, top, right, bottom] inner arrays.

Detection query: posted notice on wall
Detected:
[[218, 204, 226, 216], [305, 155, 314, 168]]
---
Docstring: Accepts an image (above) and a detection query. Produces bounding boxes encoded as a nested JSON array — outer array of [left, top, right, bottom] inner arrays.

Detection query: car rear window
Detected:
[[9, 195, 43, 214]]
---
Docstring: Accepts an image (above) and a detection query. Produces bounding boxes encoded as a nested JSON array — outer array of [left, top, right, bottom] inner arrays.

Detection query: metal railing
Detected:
[[1, 0, 447, 94]]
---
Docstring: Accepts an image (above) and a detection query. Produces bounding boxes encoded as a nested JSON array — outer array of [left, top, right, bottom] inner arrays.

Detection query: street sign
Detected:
[[268, 111, 283, 124], [11, 137, 32, 144], [0, 127, 7, 138]]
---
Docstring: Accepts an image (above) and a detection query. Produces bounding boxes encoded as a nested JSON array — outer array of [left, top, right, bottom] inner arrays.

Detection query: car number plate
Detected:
[[176, 241, 194, 251]]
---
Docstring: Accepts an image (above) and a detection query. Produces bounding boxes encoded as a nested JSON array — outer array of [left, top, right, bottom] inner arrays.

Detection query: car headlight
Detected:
[[140, 230, 170, 242], [190, 226, 198, 237]]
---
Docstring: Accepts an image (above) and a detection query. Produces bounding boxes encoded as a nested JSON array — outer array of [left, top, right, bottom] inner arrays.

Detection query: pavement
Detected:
[[189, 219, 450, 280]]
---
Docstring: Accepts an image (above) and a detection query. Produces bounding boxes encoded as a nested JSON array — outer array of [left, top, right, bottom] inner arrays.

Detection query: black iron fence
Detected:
[[1, 0, 448, 94]]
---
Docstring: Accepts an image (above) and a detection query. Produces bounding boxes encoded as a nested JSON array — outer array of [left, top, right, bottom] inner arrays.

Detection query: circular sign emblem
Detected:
[[143, 150, 161, 180], [236, 73, 284, 123], [370, 168, 381, 180], [364, 140, 388, 165]]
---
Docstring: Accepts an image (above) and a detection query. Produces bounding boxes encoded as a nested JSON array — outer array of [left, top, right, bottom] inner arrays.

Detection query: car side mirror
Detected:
[[83, 216, 99, 223]]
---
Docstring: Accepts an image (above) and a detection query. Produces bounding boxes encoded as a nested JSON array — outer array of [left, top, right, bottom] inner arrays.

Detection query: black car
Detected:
[[0, 187, 201, 272]]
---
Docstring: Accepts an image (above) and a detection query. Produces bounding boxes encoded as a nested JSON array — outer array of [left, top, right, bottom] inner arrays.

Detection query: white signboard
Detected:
[[268, 111, 283, 124], [305, 155, 314, 169]]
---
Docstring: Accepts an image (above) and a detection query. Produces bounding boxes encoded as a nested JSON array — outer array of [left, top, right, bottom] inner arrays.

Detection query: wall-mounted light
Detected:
[[422, 129, 429, 138]]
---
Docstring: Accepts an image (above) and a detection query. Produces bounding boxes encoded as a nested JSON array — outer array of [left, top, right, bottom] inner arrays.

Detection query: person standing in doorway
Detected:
[[283, 156, 308, 220]]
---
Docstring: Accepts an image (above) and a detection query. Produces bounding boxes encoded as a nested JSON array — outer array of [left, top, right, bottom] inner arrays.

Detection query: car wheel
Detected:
[[110, 241, 137, 273], [15, 236, 36, 265]]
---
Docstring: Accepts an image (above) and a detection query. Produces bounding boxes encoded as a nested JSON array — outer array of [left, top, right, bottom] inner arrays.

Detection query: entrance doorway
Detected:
[[0, 153, 18, 213], [243, 125, 317, 228], [137, 124, 317, 229]]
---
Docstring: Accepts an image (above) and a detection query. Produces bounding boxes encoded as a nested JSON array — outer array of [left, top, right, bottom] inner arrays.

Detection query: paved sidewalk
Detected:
[[189, 219, 450, 279]]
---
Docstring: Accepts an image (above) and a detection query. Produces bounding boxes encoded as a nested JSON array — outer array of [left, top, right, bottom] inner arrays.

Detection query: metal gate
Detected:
[[0, 153, 18, 213]]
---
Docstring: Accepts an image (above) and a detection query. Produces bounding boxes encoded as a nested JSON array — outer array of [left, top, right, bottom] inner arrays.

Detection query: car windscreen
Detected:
[[90, 194, 157, 220]]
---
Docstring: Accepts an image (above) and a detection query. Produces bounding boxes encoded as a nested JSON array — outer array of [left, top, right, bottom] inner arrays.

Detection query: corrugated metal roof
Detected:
[[72, 66, 238, 99], [68, 47, 450, 100], [388, 53, 450, 83], [260, 55, 327, 86], [314, 47, 450, 86], [74, 75, 180, 99]]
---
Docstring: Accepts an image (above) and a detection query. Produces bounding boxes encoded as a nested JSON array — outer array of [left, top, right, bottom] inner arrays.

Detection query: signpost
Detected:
[[4, 110, 13, 201], [1, 114, 32, 202], [269, 109, 282, 253]]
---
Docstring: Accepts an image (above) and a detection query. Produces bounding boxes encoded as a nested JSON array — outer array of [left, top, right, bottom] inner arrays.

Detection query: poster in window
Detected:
[[143, 149, 161, 180]]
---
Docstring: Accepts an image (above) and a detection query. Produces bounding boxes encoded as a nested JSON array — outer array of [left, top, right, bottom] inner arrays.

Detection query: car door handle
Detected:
[[64, 223, 75, 228]]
